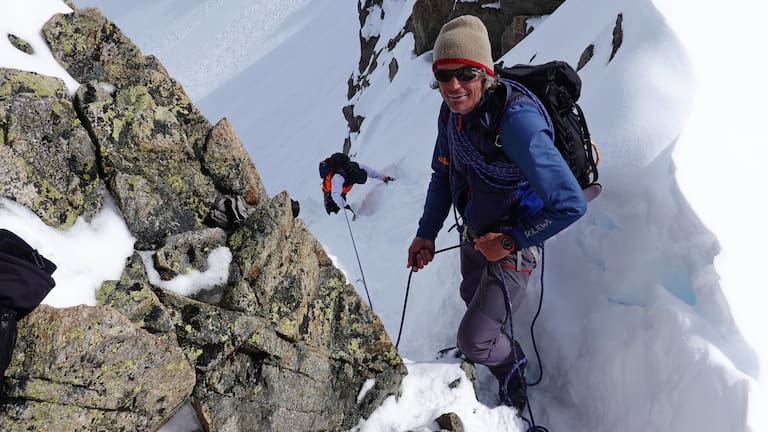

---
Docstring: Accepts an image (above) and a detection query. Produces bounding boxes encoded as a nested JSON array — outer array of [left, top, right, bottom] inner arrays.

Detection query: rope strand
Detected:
[[395, 270, 413, 349], [499, 260, 547, 431], [527, 243, 546, 386], [343, 208, 374, 311], [397, 243, 549, 432], [396, 242, 472, 349]]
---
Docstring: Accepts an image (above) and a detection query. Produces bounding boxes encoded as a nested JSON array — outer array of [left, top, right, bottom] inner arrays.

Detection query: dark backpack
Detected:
[[319, 152, 368, 188], [0, 229, 57, 320], [495, 61, 600, 189], [318, 152, 351, 179], [0, 229, 56, 395]]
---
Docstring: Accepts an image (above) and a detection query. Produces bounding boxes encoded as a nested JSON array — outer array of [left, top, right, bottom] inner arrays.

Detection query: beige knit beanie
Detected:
[[432, 15, 494, 76]]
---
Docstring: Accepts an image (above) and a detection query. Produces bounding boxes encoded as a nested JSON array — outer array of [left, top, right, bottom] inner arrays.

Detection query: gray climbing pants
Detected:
[[456, 244, 538, 379]]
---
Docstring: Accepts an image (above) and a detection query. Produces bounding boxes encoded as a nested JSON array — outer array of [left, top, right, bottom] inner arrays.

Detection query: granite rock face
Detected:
[[0, 305, 195, 432], [0, 7, 406, 432], [0, 68, 102, 228]]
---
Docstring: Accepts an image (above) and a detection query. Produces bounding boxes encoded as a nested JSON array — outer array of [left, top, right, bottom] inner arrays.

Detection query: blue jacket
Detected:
[[416, 80, 587, 249]]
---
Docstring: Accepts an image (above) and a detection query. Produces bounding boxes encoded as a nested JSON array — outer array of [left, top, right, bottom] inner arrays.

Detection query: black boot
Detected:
[[498, 340, 528, 411], [0, 310, 18, 403]]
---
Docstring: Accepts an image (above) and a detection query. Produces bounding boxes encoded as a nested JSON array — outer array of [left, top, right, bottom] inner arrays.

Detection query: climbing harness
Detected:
[[343, 207, 374, 311]]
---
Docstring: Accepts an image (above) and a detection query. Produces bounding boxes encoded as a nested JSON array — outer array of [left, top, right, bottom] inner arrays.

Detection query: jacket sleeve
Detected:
[[330, 174, 347, 208], [498, 102, 586, 248], [416, 106, 453, 240], [357, 163, 387, 181]]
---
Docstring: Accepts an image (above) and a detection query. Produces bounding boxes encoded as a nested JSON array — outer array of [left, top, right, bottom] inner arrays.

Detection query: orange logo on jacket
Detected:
[[438, 156, 449, 166]]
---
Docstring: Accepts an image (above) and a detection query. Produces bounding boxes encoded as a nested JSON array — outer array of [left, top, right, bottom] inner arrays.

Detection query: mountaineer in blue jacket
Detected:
[[406, 15, 587, 411]]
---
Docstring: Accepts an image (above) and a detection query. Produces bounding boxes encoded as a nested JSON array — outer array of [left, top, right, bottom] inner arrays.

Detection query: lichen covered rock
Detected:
[[0, 305, 195, 432], [0, 68, 102, 228]]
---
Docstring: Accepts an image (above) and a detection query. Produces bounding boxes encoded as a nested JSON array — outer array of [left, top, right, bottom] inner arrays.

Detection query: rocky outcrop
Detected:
[[75, 79, 217, 249], [203, 118, 267, 206], [358, 0, 384, 75], [610, 13, 624, 62], [578, 44, 595, 71], [343, 104, 365, 133], [42, 8, 222, 249], [436, 412, 465, 432], [99, 193, 403, 431], [0, 6, 405, 432], [0, 69, 103, 228], [0, 305, 195, 432], [7, 35, 33, 55], [409, 0, 564, 60], [152, 228, 229, 281]]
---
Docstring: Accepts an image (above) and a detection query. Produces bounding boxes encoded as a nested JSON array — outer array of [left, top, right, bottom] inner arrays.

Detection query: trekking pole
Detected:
[[343, 208, 374, 311], [395, 242, 469, 349]]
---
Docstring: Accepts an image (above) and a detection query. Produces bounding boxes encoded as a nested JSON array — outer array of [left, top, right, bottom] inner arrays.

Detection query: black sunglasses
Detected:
[[433, 66, 482, 83]]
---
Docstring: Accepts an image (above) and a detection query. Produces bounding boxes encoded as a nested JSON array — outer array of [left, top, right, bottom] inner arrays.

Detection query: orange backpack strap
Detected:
[[322, 173, 333, 192], [322, 172, 354, 194]]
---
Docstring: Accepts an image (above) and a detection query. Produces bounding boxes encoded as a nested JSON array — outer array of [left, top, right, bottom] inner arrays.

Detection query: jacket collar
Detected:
[[455, 83, 510, 134]]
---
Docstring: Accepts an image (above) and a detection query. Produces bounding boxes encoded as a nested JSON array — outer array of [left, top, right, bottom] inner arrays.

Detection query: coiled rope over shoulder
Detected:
[[448, 79, 554, 190], [448, 113, 523, 189]]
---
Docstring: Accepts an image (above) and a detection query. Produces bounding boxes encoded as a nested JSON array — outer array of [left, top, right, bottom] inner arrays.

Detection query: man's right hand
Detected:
[[407, 237, 435, 272]]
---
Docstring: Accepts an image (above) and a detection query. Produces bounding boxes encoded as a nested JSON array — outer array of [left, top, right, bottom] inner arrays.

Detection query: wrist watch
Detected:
[[499, 234, 514, 252]]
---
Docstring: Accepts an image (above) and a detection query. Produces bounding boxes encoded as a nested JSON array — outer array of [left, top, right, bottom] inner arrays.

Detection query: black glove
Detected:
[[344, 205, 357, 221], [324, 193, 340, 214], [383, 176, 395, 184]]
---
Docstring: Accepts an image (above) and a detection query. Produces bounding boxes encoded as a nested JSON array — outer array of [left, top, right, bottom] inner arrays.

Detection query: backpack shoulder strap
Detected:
[[498, 78, 553, 134], [484, 79, 547, 158]]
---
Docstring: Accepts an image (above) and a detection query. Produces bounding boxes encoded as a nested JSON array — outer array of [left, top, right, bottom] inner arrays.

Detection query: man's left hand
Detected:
[[474, 232, 513, 262]]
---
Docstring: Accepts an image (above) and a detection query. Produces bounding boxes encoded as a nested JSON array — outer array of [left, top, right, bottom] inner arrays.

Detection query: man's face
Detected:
[[435, 63, 483, 115]]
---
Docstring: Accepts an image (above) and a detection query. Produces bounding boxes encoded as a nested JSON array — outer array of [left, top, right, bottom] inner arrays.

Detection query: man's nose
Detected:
[[445, 76, 461, 87]]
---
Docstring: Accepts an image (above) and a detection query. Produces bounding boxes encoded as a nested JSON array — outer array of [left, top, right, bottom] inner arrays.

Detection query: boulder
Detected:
[[0, 305, 195, 432], [0, 68, 102, 228]]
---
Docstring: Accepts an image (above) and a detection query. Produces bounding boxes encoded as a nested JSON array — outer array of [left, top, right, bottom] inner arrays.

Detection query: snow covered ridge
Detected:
[[0, 6, 404, 431]]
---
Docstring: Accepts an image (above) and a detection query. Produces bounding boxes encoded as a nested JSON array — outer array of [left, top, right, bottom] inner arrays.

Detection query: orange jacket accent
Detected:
[[322, 173, 354, 194]]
